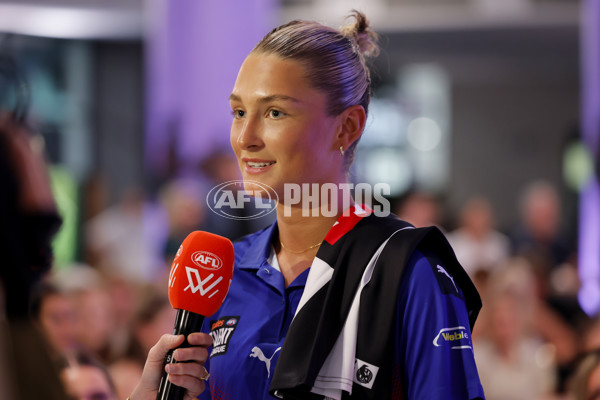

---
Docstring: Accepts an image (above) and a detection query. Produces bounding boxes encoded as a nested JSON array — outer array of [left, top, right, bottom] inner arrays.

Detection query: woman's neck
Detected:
[[274, 187, 354, 286]]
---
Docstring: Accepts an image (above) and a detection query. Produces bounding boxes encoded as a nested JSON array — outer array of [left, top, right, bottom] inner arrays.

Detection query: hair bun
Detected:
[[340, 10, 380, 58]]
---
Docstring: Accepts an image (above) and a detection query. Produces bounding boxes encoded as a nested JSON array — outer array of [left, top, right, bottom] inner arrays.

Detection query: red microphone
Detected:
[[157, 231, 234, 400]]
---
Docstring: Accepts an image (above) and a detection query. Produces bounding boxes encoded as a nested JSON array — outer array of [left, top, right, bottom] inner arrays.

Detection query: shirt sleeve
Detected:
[[395, 249, 486, 400]]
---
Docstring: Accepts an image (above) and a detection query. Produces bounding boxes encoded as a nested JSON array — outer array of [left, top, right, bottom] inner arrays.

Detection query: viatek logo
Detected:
[[433, 326, 472, 350], [442, 330, 467, 341]]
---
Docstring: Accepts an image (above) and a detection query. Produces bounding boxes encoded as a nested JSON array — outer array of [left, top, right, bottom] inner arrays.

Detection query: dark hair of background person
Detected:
[[0, 40, 68, 400], [0, 48, 62, 319]]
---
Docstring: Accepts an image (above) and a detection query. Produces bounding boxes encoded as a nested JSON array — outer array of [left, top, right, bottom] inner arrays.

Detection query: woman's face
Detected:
[[39, 293, 78, 353], [229, 53, 345, 197]]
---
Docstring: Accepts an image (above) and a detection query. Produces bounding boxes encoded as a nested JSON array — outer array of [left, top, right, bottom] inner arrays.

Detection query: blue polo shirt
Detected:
[[396, 248, 485, 399], [198, 222, 485, 399], [199, 223, 306, 400]]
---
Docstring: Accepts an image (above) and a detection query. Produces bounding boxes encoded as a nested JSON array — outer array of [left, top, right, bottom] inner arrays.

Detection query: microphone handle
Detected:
[[156, 309, 205, 400]]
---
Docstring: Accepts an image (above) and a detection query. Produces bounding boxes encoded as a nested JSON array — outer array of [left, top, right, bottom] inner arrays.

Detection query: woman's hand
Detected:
[[130, 332, 213, 400]]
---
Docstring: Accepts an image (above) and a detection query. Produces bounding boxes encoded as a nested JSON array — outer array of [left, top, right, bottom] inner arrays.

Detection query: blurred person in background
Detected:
[[511, 181, 583, 347], [394, 190, 443, 229], [104, 273, 142, 358], [85, 187, 161, 282], [53, 264, 120, 364], [0, 54, 68, 399], [0, 89, 61, 319], [447, 195, 510, 277], [74, 284, 118, 362], [59, 351, 118, 400], [474, 257, 578, 399], [200, 147, 242, 185], [511, 181, 572, 270], [109, 287, 176, 400], [158, 177, 208, 264], [474, 285, 555, 398], [30, 281, 80, 357]]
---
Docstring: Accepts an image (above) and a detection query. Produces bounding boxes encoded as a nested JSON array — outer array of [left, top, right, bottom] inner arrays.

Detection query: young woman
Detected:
[[131, 11, 485, 400]]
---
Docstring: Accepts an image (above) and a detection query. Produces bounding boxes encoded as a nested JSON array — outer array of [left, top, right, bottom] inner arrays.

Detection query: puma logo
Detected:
[[249, 346, 281, 378], [437, 265, 458, 293]]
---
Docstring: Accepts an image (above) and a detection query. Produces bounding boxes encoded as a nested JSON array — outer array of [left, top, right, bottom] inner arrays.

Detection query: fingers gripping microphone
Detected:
[[157, 231, 234, 400]]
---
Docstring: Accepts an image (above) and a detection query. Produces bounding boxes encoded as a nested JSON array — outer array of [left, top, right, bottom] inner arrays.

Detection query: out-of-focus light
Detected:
[[578, 179, 600, 317], [472, 0, 534, 17], [362, 97, 406, 147], [0, 4, 142, 40], [563, 141, 594, 192], [357, 148, 412, 197], [579, 282, 600, 317], [407, 117, 442, 152]]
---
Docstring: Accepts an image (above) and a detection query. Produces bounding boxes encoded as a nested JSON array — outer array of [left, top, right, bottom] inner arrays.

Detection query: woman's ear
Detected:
[[335, 105, 366, 151]]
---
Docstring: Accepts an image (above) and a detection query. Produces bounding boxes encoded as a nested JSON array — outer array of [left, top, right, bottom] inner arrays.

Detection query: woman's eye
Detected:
[[269, 109, 284, 119], [232, 109, 245, 118]]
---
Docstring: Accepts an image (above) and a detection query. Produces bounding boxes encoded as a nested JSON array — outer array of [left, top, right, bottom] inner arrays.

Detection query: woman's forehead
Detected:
[[230, 53, 318, 103]]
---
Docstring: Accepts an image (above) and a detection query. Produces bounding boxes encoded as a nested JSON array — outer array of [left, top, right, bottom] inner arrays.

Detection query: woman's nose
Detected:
[[236, 117, 263, 150]]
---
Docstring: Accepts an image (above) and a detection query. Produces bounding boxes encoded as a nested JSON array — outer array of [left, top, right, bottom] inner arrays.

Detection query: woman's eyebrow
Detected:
[[257, 94, 301, 104], [228, 93, 300, 104]]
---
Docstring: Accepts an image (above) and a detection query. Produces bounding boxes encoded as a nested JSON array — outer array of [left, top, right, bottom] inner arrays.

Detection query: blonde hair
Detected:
[[252, 10, 379, 167]]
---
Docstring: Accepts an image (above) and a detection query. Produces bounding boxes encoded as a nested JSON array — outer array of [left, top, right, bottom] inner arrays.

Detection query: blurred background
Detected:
[[0, 0, 598, 399]]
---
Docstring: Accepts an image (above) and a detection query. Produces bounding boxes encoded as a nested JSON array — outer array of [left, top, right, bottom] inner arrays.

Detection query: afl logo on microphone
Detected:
[[191, 251, 222, 271]]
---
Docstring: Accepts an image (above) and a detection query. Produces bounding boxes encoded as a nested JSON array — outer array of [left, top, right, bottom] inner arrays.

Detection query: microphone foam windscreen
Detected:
[[167, 231, 234, 317]]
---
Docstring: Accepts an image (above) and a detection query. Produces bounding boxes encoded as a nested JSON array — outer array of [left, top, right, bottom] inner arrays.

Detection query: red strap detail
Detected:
[[324, 204, 373, 245]]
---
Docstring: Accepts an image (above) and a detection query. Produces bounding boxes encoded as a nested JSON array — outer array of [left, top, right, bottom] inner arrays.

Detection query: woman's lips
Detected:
[[243, 158, 275, 174]]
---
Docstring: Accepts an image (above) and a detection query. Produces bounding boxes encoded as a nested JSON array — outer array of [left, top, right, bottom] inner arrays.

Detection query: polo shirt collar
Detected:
[[237, 221, 278, 271]]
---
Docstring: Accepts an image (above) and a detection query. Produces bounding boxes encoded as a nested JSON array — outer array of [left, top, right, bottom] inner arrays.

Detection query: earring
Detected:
[[339, 146, 344, 156]]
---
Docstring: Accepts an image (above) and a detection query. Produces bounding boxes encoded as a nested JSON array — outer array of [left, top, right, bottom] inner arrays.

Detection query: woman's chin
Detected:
[[241, 179, 280, 203]]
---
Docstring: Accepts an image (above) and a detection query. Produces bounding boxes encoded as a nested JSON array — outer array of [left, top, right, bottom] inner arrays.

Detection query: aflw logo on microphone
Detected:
[[168, 259, 224, 298], [168, 263, 179, 287], [184, 267, 223, 298], [192, 251, 223, 270], [187, 251, 225, 297]]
